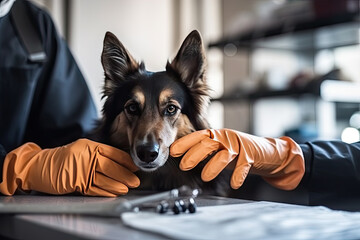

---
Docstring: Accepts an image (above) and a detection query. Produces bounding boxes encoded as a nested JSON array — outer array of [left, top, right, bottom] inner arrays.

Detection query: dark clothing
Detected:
[[0, 1, 97, 162], [301, 141, 360, 211]]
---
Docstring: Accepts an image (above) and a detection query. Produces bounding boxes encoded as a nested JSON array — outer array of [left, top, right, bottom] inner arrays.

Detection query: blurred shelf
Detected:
[[212, 80, 360, 103], [212, 1, 360, 138], [212, 88, 306, 102], [209, 12, 360, 51]]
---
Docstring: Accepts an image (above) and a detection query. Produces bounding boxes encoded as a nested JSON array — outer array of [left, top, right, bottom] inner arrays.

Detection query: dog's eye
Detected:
[[165, 105, 178, 116], [126, 103, 140, 115]]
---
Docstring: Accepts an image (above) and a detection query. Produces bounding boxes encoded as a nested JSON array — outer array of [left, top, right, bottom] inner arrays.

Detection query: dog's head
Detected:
[[100, 30, 209, 172]]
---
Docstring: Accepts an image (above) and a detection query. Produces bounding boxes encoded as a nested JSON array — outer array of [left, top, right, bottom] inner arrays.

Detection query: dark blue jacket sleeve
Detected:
[[300, 141, 360, 211]]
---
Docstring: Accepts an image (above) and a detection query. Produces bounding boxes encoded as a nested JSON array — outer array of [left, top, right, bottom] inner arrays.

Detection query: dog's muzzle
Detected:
[[132, 143, 168, 172]]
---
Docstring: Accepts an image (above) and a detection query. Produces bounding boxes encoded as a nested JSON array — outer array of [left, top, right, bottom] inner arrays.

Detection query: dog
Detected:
[[92, 30, 231, 195]]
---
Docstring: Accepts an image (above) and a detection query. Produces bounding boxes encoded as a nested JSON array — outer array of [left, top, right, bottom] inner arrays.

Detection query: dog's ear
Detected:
[[167, 30, 206, 87], [101, 31, 140, 96], [167, 30, 210, 130]]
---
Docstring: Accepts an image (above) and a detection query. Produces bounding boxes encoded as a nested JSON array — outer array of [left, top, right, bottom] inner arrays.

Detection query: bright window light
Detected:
[[341, 127, 360, 143]]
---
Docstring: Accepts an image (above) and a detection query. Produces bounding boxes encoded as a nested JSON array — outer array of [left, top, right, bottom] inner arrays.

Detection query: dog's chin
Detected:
[[131, 152, 168, 172], [138, 164, 159, 172]]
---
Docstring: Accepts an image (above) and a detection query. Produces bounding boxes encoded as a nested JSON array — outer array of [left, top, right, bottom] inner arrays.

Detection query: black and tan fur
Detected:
[[93, 30, 230, 194]]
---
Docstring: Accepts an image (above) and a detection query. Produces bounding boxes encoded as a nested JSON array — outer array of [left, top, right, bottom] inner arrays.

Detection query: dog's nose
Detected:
[[136, 144, 159, 163]]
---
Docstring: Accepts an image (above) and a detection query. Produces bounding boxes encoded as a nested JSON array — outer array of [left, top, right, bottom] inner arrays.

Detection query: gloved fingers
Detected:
[[84, 185, 117, 197], [230, 161, 252, 189], [179, 138, 220, 171], [93, 173, 129, 195], [98, 144, 138, 172], [201, 150, 236, 182], [170, 130, 210, 157], [96, 158, 140, 188]]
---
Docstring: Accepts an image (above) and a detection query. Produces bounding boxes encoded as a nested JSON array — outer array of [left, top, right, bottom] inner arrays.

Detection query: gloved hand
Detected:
[[0, 139, 140, 197], [170, 129, 305, 190]]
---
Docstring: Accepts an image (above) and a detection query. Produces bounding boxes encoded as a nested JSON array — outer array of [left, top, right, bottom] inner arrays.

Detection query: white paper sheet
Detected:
[[121, 201, 360, 240]]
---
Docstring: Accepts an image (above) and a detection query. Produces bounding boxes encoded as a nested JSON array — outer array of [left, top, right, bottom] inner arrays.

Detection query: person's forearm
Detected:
[[171, 129, 305, 190], [299, 140, 360, 208]]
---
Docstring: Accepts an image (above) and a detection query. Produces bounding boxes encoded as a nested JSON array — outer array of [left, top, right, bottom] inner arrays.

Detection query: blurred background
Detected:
[[31, 0, 360, 143]]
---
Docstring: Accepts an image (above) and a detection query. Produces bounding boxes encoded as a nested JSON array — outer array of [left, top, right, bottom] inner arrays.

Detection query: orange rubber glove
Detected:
[[170, 129, 305, 190], [0, 139, 140, 197]]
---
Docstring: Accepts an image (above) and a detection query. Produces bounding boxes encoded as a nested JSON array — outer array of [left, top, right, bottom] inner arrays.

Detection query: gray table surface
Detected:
[[0, 193, 248, 240]]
